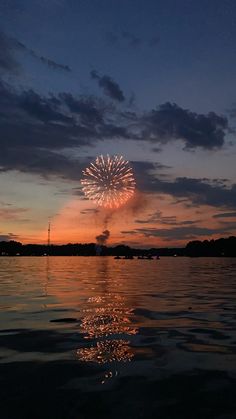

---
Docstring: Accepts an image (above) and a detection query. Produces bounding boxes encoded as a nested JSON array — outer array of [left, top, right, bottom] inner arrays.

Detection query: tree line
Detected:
[[0, 236, 235, 256]]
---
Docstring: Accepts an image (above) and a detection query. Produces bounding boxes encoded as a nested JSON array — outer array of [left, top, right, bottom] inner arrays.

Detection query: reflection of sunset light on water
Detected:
[[81, 296, 136, 339], [76, 339, 134, 364], [76, 293, 137, 364]]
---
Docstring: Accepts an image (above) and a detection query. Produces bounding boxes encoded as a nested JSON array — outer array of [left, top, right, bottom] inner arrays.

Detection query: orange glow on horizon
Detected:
[[14, 192, 236, 248]]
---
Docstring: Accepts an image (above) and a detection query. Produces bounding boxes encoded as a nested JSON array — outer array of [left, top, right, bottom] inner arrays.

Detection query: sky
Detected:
[[0, 0, 236, 247]]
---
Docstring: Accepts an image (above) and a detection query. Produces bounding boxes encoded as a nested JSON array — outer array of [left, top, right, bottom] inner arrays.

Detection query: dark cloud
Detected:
[[0, 82, 134, 180], [98, 123, 130, 138], [154, 177, 236, 209], [59, 93, 105, 123], [80, 208, 100, 215], [122, 224, 236, 241], [0, 82, 80, 149], [0, 80, 231, 186], [0, 80, 229, 161], [0, 31, 71, 74], [131, 161, 170, 193], [37, 56, 71, 72], [147, 177, 236, 210], [0, 80, 132, 177], [0, 147, 88, 181], [91, 70, 125, 102], [151, 146, 162, 153], [20, 90, 73, 123], [213, 212, 236, 218], [0, 83, 94, 177], [130, 162, 236, 210], [135, 210, 198, 226], [141, 102, 228, 149], [132, 161, 169, 172], [132, 160, 170, 187], [0, 233, 19, 241]]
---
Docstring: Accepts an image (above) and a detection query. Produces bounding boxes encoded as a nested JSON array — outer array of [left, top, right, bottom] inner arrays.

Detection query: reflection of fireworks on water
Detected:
[[81, 155, 136, 209], [76, 339, 134, 364], [81, 306, 137, 339], [77, 294, 137, 364]]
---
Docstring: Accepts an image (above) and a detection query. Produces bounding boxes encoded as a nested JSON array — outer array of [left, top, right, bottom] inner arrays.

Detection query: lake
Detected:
[[1, 256, 236, 418]]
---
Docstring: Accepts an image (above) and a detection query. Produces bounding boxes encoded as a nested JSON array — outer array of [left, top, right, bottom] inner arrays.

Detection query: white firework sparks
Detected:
[[81, 155, 136, 209]]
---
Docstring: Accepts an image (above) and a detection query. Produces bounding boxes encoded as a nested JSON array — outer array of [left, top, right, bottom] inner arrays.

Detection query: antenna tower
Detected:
[[47, 220, 51, 247]]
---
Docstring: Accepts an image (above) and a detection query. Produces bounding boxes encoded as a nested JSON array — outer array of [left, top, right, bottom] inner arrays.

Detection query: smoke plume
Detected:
[[122, 190, 148, 215], [96, 229, 110, 245]]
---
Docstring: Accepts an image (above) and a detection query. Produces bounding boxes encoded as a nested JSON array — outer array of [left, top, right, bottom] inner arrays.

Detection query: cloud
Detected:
[[0, 81, 133, 179], [141, 102, 228, 149], [131, 160, 170, 191], [59, 93, 105, 123], [91, 70, 125, 102], [80, 208, 100, 215], [153, 177, 236, 209], [122, 224, 236, 241], [0, 80, 229, 162], [143, 176, 236, 210], [37, 56, 71, 72], [0, 31, 71, 74], [213, 212, 236, 218], [0, 80, 231, 186], [151, 147, 162, 153], [0, 81, 81, 150], [0, 147, 88, 180], [129, 162, 236, 211], [135, 210, 198, 226], [20, 90, 73, 123], [0, 233, 19, 241], [0, 79, 127, 140]]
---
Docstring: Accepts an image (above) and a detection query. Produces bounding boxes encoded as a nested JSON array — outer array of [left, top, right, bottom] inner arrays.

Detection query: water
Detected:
[[1, 256, 236, 418]]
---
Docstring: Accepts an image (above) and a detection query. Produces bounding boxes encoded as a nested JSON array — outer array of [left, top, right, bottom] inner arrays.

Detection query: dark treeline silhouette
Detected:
[[185, 236, 236, 257], [0, 236, 236, 256]]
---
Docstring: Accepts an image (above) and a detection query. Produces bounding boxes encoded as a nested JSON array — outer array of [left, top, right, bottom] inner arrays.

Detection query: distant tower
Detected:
[[47, 220, 51, 247]]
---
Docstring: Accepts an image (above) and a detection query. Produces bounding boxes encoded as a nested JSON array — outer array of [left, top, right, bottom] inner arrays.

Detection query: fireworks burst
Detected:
[[81, 155, 136, 209]]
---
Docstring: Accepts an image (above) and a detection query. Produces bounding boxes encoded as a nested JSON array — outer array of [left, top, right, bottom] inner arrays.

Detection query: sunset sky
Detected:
[[1, 0, 236, 247]]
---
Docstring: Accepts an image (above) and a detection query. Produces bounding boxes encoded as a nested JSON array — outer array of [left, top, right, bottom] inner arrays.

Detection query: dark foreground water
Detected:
[[1, 256, 236, 419]]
